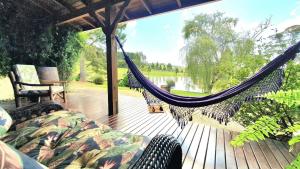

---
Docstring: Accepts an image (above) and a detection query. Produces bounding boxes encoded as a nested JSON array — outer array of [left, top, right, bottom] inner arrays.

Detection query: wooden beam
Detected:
[[27, 0, 53, 14], [116, 6, 130, 20], [111, 0, 131, 29], [123, 12, 130, 20], [53, 0, 97, 28], [175, 0, 182, 7], [57, 0, 126, 25], [140, 0, 152, 14], [95, 12, 107, 26], [82, 18, 96, 28], [80, 0, 105, 27], [89, 12, 105, 27]]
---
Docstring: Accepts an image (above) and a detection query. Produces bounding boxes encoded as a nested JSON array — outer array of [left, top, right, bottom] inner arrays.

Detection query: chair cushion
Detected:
[[14, 64, 40, 90], [1, 111, 148, 168], [19, 86, 64, 95], [0, 107, 12, 137], [0, 140, 47, 169]]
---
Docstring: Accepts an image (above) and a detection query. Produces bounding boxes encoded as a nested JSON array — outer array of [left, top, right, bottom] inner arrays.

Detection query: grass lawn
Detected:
[[0, 76, 204, 100], [143, 70, 184, 77], [171, 89, 207, 97]]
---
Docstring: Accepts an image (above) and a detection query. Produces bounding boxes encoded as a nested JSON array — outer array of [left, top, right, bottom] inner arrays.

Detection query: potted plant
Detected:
[[161, 80, 175, 92]]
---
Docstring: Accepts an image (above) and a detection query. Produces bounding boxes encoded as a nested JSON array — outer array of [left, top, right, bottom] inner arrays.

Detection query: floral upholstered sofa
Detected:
[[0, 102, 182, 169]]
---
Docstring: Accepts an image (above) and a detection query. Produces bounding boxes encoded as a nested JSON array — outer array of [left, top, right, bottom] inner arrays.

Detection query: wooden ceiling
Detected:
[[16, 0, 218, 31]]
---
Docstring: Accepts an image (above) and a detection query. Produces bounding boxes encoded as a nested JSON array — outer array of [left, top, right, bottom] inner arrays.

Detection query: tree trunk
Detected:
[[79, 57, 86, 82]]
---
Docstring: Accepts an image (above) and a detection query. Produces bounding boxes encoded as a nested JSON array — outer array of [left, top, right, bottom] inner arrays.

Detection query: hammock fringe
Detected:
[[116, 36, 300, 128]]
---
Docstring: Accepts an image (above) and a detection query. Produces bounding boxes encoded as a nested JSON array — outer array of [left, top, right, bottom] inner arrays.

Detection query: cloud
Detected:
[[125, 20, 137, 38], [290, 0, 300, 16], [277, 16, 300, 32]]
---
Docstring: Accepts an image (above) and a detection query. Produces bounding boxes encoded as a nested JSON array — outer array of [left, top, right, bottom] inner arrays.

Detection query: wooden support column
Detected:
[[104, 6, 118, 116], [103, 0, 130, 116]]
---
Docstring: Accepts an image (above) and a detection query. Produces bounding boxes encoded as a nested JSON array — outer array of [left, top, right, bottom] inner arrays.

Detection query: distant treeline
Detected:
[[118, 52, 183, 73]]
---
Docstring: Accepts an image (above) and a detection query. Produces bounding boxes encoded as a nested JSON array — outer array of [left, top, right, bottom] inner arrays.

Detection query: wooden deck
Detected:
[[66, 91, 296, 169]]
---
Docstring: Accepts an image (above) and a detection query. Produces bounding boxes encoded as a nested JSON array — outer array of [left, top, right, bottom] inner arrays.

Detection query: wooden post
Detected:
[[102, 0, 130, 116], [104, 5, 119, 116]]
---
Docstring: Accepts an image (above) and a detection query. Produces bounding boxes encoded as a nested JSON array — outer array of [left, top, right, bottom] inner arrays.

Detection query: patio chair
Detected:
[[8, 64, 66, 107]]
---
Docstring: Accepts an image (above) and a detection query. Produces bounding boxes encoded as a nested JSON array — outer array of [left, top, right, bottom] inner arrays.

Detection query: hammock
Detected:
[[116, 37, 300, 127]]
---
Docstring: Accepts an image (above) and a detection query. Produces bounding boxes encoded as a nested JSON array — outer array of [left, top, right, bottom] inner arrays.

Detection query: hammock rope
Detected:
[[116, 37, 300, 127]]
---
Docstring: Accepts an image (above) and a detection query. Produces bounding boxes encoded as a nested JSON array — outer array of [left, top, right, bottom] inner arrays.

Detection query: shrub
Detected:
[[231, 90, 300, 169], [166, 79, 175, 89], [0, 1, 83, 80], [93, 76, 104, 85], [119, 73, 129, 87], [233, 61, 300, 141]]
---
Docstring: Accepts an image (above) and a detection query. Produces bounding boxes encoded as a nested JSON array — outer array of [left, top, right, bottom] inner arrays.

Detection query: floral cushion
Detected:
[[14, 64, 40, 90], [0, 106, 12, 137], [1, 111, 148, 169], [0, 140, 47, 169]]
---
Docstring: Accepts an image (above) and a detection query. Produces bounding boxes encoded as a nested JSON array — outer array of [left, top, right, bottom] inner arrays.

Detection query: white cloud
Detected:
[[277, 16, 300, 32], [290, 0, 300, 16], [125, 20, 137, 38]]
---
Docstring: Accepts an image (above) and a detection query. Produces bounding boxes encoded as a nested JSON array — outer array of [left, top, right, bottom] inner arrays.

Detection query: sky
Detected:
[[122, 0, 300, 66]]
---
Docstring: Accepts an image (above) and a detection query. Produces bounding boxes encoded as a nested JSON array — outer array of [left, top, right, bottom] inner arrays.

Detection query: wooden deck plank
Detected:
[[265, 139, 289, 168], [177, 123, 193, 142], [193, 125, 211, 169], [120, 113, 153, 132], [127, 114, 161, 134], [215, 129, 226, 169], [148, 116, 175, 138], [110, 105, 147, 128], [169, 125, 182, 138], [117, 112, 151, 131], [67, 94, 294, 169], [272, 140, 295, 163], [243, 143, 260, 169], [136, 114, 168, 135], [102, 104, 146, 128], [232, 133, 249, 169], [249, 141, 271, 169], [258, 141, 282, 169], [224, 130, 238, 169], [204, 127, 217, 169], [156, 119, 177, 136], [143, 115, 172, 137], [182, 124, 205, 169], [281, 142, 297, 157], [181, 124, 199, 162]]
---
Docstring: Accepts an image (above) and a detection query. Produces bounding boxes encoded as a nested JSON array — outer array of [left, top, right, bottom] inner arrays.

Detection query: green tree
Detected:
[[167, 63, 173, 71], [78, 24, 127, 80], [183, 13, 273, 93], [183, 12, 237, 93]]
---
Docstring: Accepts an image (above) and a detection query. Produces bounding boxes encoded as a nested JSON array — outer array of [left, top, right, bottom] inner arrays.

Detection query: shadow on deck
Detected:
[[64, 90, 296, 169]]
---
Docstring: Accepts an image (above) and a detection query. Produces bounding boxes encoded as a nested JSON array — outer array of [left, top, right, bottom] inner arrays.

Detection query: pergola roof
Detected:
[[17, 0, 218, 30]]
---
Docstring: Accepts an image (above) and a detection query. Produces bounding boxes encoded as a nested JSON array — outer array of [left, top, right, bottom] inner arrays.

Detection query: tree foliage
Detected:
[[183, 13, 270, 93], [232, 88, 300, 169], [231, 116, 280, 147], [0, 0, 83, 80], [234, 62, 300, 136]]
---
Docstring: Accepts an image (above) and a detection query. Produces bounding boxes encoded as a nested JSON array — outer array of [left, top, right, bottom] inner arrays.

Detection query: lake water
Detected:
[[148, 76, 203, 92]]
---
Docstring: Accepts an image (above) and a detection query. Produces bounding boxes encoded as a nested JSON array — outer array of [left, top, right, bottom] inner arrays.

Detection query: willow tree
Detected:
[[183, 12, 237, 94]]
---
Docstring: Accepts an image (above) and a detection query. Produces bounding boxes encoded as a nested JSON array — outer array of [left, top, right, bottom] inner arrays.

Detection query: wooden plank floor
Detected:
[[67, 94, 296, 169]]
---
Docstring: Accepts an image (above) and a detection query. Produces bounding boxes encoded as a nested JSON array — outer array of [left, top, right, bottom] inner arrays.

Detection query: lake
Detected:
[[148, 76, 203, 92]]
